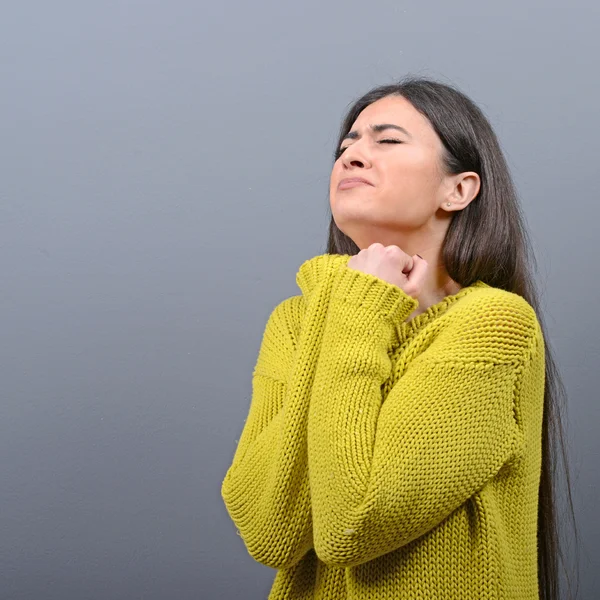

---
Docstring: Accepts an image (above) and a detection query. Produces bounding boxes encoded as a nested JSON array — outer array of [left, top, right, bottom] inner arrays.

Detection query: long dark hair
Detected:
[[325, 76, 580, 600]]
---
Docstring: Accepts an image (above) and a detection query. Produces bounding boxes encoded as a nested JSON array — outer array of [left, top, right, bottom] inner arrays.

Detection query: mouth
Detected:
[[338, 178, 373, 190]]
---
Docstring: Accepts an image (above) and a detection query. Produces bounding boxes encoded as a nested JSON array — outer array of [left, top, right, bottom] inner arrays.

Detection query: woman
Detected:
[[221, 76, 579, 600]]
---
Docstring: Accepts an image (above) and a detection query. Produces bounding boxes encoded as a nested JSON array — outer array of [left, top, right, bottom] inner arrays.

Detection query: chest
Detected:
[[381, 325, 440, 397]]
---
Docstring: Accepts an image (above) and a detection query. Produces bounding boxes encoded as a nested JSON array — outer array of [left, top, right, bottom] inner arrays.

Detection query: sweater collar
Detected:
[[399, 280, 491, 338]]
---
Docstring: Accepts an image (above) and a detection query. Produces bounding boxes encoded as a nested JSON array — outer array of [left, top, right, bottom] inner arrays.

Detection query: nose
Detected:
[[340, 141, 372, 169]]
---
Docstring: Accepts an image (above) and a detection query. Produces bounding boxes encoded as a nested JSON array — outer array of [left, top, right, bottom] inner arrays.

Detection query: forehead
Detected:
[[351, 95, 434, 138]]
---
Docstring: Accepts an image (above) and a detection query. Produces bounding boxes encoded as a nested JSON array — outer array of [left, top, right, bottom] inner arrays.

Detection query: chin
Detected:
[[332, 198, 375, 219]]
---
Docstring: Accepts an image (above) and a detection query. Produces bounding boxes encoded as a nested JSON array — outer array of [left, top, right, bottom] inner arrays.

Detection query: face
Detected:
[[329, 95, 459, 250]]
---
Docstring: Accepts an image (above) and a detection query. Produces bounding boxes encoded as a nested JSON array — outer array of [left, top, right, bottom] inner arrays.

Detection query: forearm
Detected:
[[221, 255, 351, 568], [307, 289, 411, 565], [306, 265, 526, 567]]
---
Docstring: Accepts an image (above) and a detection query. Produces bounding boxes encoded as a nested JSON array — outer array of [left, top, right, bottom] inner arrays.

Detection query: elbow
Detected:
[[314, 543, 369, 569], [222, 480, 314, 570], [245, 537, 311, 570], [222, 519, 310, 570], [313, 529, 373, 569], [312, 512, 371, 567], [314, 550, 356, 569], [313, 521, 415, 568]]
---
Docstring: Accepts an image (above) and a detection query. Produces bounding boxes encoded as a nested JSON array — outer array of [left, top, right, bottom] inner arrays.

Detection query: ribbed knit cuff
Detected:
[[295, 253, 352, 299], [331, 264, 419, 324]]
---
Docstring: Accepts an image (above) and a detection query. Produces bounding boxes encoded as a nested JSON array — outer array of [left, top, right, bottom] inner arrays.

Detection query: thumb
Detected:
[[406, 254, 428, 286]]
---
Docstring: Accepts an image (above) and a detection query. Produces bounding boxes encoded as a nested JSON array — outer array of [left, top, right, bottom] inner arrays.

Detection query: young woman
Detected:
[[221, 76, 579, 600]]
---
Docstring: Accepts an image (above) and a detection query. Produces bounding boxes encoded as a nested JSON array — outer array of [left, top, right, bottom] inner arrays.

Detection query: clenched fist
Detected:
[[347, 243, 428, 299]]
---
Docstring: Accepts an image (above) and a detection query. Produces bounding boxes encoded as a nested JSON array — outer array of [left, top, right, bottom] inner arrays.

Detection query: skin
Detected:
[[329, 95, 481, 320]]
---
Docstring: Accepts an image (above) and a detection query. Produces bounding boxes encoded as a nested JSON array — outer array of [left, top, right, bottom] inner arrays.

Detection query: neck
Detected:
[[350, 222, 459, 318], [406, 264, 462, 321]]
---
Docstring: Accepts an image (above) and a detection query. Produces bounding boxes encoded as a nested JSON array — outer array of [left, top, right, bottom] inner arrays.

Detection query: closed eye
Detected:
[[335, 139, 403, 159]]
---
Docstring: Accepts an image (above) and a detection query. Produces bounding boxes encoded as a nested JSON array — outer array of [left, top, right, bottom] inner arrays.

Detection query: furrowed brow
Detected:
[[342, 123, 413, 142]]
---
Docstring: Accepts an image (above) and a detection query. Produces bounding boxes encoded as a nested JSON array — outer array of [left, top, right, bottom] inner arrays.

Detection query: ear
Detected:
[[443, 172, 481, 211]]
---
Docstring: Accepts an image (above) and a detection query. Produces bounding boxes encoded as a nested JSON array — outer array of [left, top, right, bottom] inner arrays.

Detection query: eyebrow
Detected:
[[342, 123, 413, 142]]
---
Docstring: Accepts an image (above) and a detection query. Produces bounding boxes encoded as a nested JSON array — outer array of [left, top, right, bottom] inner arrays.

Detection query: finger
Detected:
[[384, 245, 412, 273], [401, 255, 414, 274], [406, 254, 428, 283]]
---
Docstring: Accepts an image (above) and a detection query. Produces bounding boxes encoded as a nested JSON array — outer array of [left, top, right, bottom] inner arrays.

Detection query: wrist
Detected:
[[331, 264, 419, 323]]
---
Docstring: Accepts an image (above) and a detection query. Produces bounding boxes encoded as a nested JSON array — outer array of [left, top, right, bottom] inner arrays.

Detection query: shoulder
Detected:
[[263, 295, 306, 348], [253, 295, 305, 380], [269, 294, 305, 328], [459, 284, 539, 326], [431, 285, 543, 365]]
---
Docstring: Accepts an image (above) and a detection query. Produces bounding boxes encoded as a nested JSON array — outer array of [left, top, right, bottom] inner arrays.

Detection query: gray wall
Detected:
[[1, 1, 597, 598]]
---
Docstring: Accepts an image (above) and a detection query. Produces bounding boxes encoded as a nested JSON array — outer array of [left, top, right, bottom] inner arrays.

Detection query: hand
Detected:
[[347, 243, 428, 299]]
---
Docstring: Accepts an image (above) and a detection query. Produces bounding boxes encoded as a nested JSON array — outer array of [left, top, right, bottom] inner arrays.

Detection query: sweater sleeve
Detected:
[[221, 254, 350, 569], [307, 265, 538, 568]]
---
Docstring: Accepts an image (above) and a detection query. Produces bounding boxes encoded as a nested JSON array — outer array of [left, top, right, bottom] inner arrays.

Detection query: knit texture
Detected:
[[221, 253, 546, 599]]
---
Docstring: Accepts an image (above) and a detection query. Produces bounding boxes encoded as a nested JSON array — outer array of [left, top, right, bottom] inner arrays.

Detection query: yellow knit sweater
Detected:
[[221, 253, 545, 599]]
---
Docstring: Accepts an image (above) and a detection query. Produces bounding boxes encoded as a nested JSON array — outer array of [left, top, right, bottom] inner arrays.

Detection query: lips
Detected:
[[338, 177, 374, 189]]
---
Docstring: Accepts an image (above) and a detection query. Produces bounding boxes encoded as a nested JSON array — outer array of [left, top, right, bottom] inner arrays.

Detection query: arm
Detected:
[[307, 265, 538, 567], [221, 254, 350, 569]]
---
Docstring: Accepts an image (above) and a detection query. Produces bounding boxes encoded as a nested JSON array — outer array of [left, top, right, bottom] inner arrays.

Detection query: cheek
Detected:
[[384, 158, 439, 199], [329, 167, 346, 207], [379, 165, 438, 224], [329, 168, 338, 193], [329, 179, 337, 210]]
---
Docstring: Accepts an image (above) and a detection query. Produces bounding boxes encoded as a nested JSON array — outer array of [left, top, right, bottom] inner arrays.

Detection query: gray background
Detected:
[[1, 1, 597, 598]]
